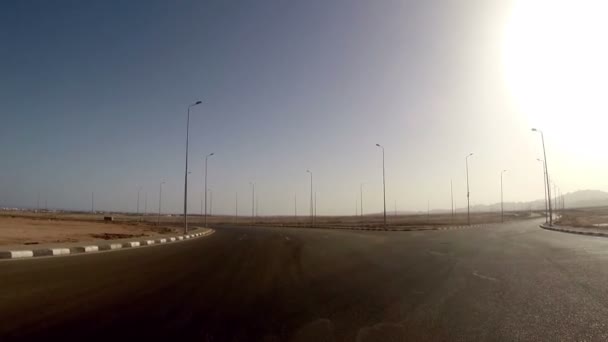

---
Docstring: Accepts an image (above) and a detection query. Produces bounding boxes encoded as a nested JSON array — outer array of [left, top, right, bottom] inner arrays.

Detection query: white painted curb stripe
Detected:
[[83, 246, 99, 252], [11, 250, 34, 258], [51, 248, 71, 255], [1, 229, 213, 260]]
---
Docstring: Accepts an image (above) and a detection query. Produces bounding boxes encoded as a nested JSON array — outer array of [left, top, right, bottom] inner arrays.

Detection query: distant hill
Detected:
[[466, 189, 608, 213], [389, 190, 608, 215]]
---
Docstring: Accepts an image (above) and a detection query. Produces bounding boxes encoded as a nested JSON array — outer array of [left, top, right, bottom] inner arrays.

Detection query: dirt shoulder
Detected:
[[0, 216, 177, 246], [555, 207, 608, 229]]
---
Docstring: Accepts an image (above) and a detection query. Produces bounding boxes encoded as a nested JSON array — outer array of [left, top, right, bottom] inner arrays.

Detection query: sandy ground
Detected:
[[556, 207, 608, 228], [0, 216, 175, 246]]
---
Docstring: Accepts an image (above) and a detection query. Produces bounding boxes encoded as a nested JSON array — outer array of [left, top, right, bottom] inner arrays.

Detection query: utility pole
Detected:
[[91, 192, 94, 213], [235, 192, 238, 224], [295, 194, 298, 224]]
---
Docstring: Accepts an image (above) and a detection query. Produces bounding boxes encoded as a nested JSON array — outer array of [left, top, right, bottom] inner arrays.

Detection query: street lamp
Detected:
[[204, 152, 214, 228], [360, 183, 365, 217], [206, 188, 213, 216], [501, 170, 507, 223], [536, 158, 548, 222], [465, 153, 474, 225], [532, 128, 552, 225], [376, 144, 387, 227], [136, 186, 142, 216], [183, 100, 202, 234], [450, 179, 454, 223], [306, 170, 313, 227], [250, 182, 255, 225], [158, 181, 165, 225]]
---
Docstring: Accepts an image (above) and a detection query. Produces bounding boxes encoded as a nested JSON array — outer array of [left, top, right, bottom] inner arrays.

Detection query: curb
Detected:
[[277, 224, 484, 232], [0, 229, 215, 260], [539, 224, 608, 238]]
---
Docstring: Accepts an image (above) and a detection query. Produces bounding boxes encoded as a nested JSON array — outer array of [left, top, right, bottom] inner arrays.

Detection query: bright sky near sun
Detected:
[[1, 0, 607, 215]]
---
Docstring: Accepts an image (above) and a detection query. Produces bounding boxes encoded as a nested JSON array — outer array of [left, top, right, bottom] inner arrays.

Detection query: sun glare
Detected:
[[503, 0, 608, 153]]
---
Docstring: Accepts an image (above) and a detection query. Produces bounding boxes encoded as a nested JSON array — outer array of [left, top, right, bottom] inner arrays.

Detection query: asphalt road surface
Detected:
[[3, 219, 608, 341]]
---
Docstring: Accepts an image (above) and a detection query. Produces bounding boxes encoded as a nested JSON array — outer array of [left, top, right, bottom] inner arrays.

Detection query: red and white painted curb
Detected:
[[0, 229, 214, 260]]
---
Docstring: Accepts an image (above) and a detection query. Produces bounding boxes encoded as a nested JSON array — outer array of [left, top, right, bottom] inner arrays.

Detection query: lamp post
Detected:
[[208, 189, 213, 216], [306, 170, 313, 227], [465, 153, 474, 226], [450, 179, 454, 223], [158, 181, 165, 225], [501, 170, 507, 223], [250, 182, 255, 225], [536, 158, 548, 222], [183, 100, 202, 234], [360, 183, 365, 217], [376, 144, 387, 226], [532, 128, 552, 225], [204, 152, 214, 227], [136, 186, 142, 216], [235, 192, 238, 224]]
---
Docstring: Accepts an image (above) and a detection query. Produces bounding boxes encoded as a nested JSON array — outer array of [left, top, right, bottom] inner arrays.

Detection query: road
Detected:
[[2, 219, 608, 341]]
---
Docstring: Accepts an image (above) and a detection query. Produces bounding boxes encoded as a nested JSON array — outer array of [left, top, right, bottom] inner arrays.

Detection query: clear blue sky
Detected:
[[1, 0, 606, 215]]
